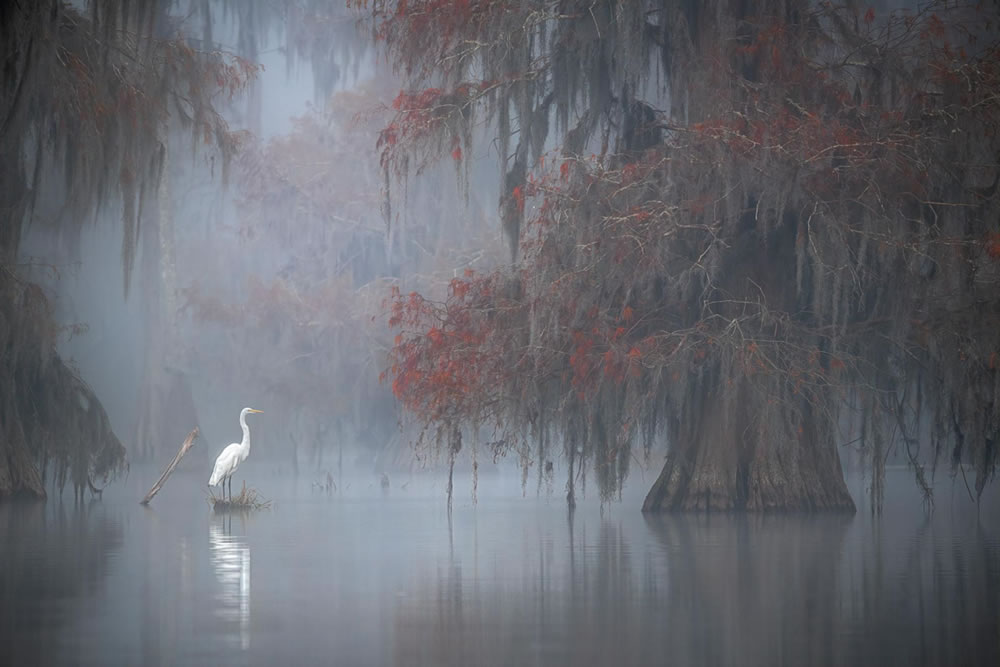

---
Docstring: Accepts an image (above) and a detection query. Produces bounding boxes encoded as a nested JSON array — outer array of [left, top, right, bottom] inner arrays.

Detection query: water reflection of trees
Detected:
[[643, 514, 853, 666], [840, 514, 1000, 667], [0, 502, 123, 664], [392, 514, 664, 666], [634, 513, 996, 666], [391, 510, 998, 666]]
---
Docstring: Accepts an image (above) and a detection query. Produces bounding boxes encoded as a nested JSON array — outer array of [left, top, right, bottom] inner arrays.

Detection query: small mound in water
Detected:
[[209, 482, 271, 511]]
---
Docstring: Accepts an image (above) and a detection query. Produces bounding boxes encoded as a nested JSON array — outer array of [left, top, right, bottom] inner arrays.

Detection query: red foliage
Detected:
[[377, 80, 492, 172], [512, 185, 525, 213], [375, 1, 1000, 484], [987, 233, 1000, 259], [364, 0, 497, 77], [384, 273, 509, 421]]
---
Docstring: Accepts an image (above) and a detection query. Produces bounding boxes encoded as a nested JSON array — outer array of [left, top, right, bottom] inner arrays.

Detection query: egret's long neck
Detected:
[[239, 412, 251, 455]]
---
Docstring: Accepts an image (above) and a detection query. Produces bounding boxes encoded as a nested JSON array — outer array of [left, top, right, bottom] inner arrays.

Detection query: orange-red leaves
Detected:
[[628, 206, 651, 222], [383, 271, 505, 420], [621, 163, 640, 185], [512, 185, 525, 213], [451, 278, 469, 299], [986, 232, 1000, 259]]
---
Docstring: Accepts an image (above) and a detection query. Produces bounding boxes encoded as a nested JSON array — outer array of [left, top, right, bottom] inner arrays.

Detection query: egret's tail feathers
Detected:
[[209, 471, 222, 486]]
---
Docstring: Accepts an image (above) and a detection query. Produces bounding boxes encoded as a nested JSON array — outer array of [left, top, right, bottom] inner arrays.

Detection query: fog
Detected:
[[20, 2, 511, 490], [4, 1, 1000, 664], [2, 466, 998, 665]]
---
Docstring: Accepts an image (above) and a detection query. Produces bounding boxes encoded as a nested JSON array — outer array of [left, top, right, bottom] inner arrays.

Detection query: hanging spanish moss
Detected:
[[378, 1, 1000, 511], [0, 272, 126, 499], [1, 0, 255, 498]]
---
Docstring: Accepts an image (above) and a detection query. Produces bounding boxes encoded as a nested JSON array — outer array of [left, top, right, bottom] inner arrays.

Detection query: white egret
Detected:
[[209, 407, 263, 501]]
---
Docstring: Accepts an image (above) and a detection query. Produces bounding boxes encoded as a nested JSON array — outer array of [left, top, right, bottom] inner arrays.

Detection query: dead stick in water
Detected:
[[140, 427, 199, 505]]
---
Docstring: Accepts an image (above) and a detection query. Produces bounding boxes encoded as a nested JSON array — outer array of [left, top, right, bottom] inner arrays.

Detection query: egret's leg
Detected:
[[227, 477, 232, 502]]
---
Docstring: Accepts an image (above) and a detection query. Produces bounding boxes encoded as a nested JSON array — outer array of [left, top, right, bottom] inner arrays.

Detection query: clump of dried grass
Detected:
[[209, 482, 271, 511]]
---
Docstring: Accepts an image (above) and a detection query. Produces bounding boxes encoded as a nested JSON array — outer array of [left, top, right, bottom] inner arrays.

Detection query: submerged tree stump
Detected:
[[140, 427, 199, 505]]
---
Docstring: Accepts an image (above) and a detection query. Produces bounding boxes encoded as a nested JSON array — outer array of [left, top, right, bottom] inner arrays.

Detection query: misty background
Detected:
[[2, 2, 1000, 666], [17, 2, 519, 497], [14, 1, 941, 505]]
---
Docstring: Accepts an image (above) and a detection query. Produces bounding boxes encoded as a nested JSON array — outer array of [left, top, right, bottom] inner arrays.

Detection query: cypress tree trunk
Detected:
[[643, 381, 854, 512], [133, 144, 198, 460]]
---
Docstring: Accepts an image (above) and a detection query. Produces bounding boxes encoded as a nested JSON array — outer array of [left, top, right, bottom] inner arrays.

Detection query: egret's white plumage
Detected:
[[209, 407, 262, 500]]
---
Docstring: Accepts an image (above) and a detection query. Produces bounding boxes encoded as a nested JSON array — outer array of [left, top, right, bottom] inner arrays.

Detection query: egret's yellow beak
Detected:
[[249, 409, 263, 414]]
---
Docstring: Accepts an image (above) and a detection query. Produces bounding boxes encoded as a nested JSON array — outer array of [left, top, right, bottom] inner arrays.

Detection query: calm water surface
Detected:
[[1, 467, 998, 666]]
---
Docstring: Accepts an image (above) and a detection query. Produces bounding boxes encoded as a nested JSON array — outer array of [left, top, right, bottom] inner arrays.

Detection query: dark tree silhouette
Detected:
[[0, 1, 255, 498], [374, 1, 1000, 510]]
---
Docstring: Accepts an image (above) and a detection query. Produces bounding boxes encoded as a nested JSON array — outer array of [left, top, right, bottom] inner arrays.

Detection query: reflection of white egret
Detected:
[[209, 408, 263, 501], [209, 519, 251, 650]]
